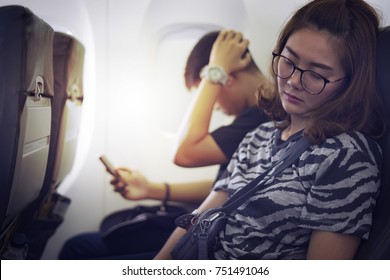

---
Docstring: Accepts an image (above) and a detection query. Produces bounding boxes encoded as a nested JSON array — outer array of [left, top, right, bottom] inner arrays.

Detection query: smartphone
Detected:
[[99, 155, 117, 176]]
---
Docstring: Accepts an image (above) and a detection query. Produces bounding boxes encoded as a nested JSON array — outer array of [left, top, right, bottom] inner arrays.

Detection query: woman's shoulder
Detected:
[[310, 131, 382, 165], [325, 131, 380, 152]]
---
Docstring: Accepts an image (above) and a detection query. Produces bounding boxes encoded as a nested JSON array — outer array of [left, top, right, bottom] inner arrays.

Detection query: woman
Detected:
[[155, 0, 387, 260]]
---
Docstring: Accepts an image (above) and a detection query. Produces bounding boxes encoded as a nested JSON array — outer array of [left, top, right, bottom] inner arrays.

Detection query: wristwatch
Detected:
[[200, 65, 228, 86]]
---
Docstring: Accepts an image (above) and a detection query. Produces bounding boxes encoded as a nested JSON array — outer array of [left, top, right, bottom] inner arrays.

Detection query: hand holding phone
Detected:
[[99, 155, 117, 177]]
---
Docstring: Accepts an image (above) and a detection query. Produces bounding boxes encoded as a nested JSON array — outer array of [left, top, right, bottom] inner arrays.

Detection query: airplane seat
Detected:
[[49, 32, 84, 191], [35, 32, 85, 210], [0, 5, 54, 243], [355, 26, 390, 259], [16, 32, 85, 259]]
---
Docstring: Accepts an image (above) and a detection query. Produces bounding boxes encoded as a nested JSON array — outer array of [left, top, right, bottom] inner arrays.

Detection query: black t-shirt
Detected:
[[210, 106, 269, 180]]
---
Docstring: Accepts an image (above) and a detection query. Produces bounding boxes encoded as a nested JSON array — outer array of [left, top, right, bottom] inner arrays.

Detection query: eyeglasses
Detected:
[[272, 52, 344, 95]]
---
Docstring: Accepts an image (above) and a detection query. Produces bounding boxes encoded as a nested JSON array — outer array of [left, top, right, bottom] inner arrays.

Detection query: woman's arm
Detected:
[[307, 230, 361, 259], [153, 227, 187, 260], [111, 167, 213, 203], [154, 189, 229, 259], [146, 180, 214, 203]]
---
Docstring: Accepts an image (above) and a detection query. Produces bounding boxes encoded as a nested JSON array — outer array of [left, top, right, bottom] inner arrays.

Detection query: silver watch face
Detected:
[[201, 65, 227, 85], [209, 68, 223, 81]]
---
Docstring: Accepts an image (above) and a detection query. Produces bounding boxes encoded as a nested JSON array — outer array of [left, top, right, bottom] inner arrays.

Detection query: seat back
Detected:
[[12, 33, 85, 259], [0, 5, 54, 234], [51, 32, 85, 188], [356, 26, 390, 259], [38, 32, 85, 203]]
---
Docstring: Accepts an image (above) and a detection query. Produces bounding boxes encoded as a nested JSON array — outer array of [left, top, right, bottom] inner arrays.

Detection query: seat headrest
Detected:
[[377, 26, 390, 119], [53, 32, 85, 102], [0, 5, 54, 98]]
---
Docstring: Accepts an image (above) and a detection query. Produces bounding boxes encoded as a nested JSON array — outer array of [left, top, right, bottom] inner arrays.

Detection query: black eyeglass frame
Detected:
[[272, 52, 344, 95]]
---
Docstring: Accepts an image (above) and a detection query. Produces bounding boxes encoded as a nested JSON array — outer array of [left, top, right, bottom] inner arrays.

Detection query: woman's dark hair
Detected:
[[257, 0, 387, 143]]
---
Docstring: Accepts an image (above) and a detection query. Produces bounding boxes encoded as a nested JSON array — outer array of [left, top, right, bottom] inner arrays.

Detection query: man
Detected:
[[59, 30, 270, 259]]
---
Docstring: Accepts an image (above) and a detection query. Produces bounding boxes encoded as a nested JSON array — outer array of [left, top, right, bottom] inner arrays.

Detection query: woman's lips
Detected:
[[283, 91, 303, 104]]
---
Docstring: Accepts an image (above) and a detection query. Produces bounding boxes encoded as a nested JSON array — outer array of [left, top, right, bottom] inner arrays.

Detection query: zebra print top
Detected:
[[213, 122, 382, 259]]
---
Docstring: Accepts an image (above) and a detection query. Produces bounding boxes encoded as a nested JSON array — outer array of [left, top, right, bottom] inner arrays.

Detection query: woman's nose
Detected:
[[287, 69, 303, 90]]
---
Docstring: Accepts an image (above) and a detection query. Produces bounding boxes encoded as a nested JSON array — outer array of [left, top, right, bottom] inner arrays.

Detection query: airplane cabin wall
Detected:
[[0, 0, 389, 259]]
